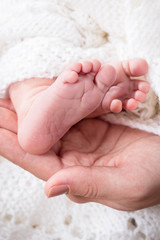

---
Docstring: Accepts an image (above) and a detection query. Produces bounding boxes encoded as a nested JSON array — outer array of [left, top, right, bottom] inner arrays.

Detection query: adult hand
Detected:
[[45, 118, 160, 210], [1, 99, 160, 211]]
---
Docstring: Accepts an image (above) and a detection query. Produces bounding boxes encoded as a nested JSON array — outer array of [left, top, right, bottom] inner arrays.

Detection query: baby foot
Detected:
[[89, 58, 150, 117], [18, 60, 117, 154]]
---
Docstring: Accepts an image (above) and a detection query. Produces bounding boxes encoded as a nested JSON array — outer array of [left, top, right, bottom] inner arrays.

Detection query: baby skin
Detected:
[[9, 58, 149, 155]]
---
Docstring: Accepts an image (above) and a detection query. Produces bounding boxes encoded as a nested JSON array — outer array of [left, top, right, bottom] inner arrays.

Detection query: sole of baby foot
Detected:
[[18, 60, 117, 154]]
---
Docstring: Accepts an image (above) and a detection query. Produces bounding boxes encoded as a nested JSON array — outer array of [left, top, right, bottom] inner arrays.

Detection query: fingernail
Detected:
[[47, 185, 69, 198]]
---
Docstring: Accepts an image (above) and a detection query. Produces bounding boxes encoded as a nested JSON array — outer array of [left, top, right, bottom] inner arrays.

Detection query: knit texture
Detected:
[[0, 0, 160, 239]]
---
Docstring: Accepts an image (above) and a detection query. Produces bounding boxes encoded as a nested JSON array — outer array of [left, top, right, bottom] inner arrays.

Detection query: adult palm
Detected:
[[0, 100, 160, 211]]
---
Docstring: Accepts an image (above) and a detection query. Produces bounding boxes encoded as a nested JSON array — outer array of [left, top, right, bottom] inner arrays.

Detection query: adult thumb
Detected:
[[45, 165, 125, 204]]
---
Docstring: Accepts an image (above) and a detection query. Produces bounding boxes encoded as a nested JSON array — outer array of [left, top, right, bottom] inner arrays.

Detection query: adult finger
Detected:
[[0, 128, 62, 181], [45, 165, 140, 210], [0, 107, 17, 133], [0, 98, 15, 111]]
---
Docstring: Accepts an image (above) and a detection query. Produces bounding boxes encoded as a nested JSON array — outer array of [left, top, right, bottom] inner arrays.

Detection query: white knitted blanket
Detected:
[[0, 0, 160, 239]]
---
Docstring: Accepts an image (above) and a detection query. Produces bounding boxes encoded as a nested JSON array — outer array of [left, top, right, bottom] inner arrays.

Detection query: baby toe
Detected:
[[95, 64, 117, 91], [123, 98, 138, 111], [138, 82, 150, 93], [133, 90, 146, 103], [62, 70, 79, 84], [123, 58, 148, 77], [133, 81, 150, 93], [81, 61, 93, 73], [91, 59, 101, 73], [130, 58, 148, 77], [67, 62, 82, 73], [110, 99, 122, 113]]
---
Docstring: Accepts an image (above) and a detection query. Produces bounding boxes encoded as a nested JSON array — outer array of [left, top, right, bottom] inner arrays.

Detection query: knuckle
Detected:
[[83, 169, 99, 199]]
